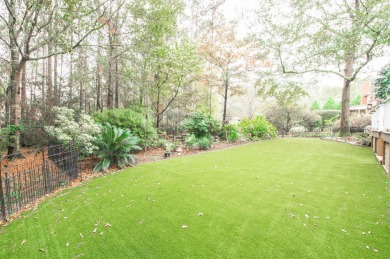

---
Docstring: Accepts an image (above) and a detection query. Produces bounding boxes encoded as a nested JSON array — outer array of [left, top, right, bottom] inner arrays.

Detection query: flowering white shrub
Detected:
[[45, 107, 99, 155]]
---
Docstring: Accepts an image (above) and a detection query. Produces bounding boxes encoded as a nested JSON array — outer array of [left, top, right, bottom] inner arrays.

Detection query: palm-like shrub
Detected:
[[93, 123, 141, 172]]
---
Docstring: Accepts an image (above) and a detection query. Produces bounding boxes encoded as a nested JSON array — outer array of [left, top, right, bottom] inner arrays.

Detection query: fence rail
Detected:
[[0, 145, 78, 221], [278, 126, 368, 138]]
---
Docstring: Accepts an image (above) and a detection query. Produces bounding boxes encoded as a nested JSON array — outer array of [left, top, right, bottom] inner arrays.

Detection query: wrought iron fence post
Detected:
[[0, 163, 6, 221], [42, 147, 49, 194]]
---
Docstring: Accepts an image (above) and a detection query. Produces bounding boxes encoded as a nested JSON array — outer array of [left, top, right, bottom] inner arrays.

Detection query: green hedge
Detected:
[[93, 109, 157, 147], [238, 116, 276, 140]]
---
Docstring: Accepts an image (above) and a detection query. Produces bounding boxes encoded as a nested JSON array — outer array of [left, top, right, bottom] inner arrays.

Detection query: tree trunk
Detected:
[[54, 49, 59, 104], [340, 0, 360, 136], [156, 85, 161, 129], [7, 0, 22, 157], [340, 56, 355, 136], [340, 79, 351, 136], [21, 62, 27, 121], [79, 82, 83, 112], [115, 61, 119, 108], [69, 54, 73, 107], [107, 44, 114, 109], [222, 79, 229, 125], [97, 62, 102, 111], [47, 52, 53, 110], [97, 31, 103, 112]]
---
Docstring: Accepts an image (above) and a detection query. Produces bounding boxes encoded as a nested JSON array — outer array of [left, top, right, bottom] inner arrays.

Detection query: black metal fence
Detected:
[[0, 145, 78, 221]]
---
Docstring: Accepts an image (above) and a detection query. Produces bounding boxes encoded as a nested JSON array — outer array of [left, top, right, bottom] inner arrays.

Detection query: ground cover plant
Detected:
[[0, 139, 388, 258]]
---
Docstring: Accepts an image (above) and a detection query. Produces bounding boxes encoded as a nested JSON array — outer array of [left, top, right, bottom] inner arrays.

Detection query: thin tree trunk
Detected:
[[156, 85, 161, 128], [222, 79, 229, 125], [97, 31, 103, 112], [97, 62, 102, 111], [107, 37, 114, 109], [54, 48, 58, 104], [115, 61, 119, 108], [42, 49, 47, 109], [47, 50, 53, 110]]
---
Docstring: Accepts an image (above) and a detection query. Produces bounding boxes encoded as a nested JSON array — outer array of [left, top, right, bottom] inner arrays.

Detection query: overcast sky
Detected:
[[222, 0, 389, 90]]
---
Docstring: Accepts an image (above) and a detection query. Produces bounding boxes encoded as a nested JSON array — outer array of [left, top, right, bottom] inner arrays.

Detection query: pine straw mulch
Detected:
[[0, 140, 252, 225]]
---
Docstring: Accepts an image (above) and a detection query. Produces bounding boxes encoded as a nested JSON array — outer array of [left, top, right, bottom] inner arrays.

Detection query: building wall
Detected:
[[371, 98, 390, 175], [384, 100, 390, 131]]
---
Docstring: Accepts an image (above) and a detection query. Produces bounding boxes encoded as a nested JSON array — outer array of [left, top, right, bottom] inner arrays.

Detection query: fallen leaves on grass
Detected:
[[20, 240, 26, 247], [181, 225, 188, 229], [104, 223, 111, 227], [39, 248, 46, 254]]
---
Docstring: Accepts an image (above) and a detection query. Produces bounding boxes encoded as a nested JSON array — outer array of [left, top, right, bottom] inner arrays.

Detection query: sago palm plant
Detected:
[[93, 123, 141, 172]]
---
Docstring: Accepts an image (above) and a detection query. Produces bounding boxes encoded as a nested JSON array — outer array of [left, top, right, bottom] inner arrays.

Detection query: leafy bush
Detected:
[[223, 124, 239, 143], [301, 110, 322, 131], [238, 116, 276, 139], [184, 134, 198, 149], [150, 138, 168, 148], [93, 109, 157, 147], [197, 136, 213, 150], [317, 110, 341, 126], [0, 125, 25, 152], [93, 123, 141, 172], [180, 112, 220, 138], [164, 142, 175, 152], [333, 115, 371, 128], [45, 107, 99, 155], [356, 132, 371, 146]]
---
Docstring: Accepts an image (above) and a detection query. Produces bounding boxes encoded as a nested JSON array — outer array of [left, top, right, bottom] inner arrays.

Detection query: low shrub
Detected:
[[238, 116, 276, 140], [93, 109, 157, 147], [184, 134, 198, 149], [223, 124, 239, 143], [317, 110, 340, 126], [45, 107, 99, 156], [197, 136, 213, 150], [180, 112, 220, 138], [184, 134, 213, 150], [93, 123, 141, 172], [332, 115, 371, 129]]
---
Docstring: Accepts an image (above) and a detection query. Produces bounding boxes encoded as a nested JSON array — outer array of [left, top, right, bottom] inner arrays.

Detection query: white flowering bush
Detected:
[[45, 107, 99, 155]]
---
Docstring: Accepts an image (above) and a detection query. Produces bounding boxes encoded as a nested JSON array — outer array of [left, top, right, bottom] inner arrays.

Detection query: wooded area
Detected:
[[1, 0, 389, 155]]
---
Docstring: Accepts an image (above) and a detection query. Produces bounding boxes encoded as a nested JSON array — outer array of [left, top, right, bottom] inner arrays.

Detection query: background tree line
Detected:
[[1, 0, 389, 156]]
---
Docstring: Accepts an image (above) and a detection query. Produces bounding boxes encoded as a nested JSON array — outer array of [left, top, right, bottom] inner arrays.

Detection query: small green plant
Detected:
[[223, 124, 239, 143], [151, 138, 168, 148], [93, 123, 141, 172], [197, 136, 212, 150], [164, 142, 175, 152], [185, 134, 198, 149]]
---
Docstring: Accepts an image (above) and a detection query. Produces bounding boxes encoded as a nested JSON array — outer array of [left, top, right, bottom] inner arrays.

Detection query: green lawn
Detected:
[[1, 139, 389, 258]]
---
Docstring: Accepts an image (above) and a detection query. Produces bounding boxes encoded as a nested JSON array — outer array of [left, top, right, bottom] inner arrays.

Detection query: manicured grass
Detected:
[[1, 139, 389, 258]]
